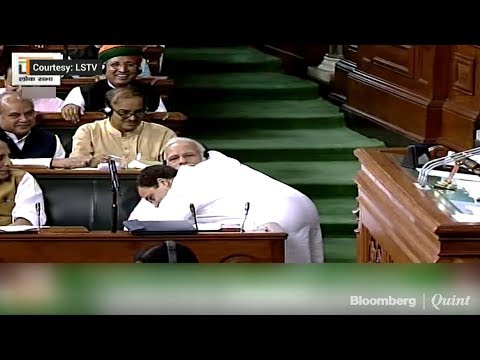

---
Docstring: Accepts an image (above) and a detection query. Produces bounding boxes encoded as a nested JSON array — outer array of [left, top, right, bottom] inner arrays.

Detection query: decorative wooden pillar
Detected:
[[307, 45, 343, 84]]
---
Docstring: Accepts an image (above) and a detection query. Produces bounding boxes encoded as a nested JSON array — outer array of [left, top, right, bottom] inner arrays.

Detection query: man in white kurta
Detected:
[[134, 151, 324, 263], [0, 141, 46, 226]]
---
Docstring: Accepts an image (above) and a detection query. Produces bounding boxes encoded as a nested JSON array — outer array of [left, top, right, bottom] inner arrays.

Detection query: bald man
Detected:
[[0, 93, 91, 168]]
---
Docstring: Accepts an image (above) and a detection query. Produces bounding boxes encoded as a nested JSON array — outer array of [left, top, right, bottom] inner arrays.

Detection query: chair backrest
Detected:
[[31, 169, 140, 230], [142, 46, 166, 75], [36, 112, 106, 155], [53, 77, 174, 100]]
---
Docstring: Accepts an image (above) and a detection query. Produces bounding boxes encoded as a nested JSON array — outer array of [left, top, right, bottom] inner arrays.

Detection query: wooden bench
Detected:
[[36, 111, 186, 132], [56, 77, 174, 100], [0, 77, 175, 102]]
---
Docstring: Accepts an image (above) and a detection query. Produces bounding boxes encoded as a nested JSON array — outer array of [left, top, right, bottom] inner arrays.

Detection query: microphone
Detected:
[[190, 203, 199, 231], [108, 159, 121, 195], [241, 202, 250, 233], [35, 202, 41, 231], [108, 159, 121, 233]]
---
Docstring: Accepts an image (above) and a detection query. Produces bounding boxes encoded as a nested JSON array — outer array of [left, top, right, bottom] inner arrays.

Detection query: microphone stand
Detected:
[[417, 147, 480, 186], [108, 159, 121, 233], [241, 202, 250, 233], [189, 204, 199, 231]]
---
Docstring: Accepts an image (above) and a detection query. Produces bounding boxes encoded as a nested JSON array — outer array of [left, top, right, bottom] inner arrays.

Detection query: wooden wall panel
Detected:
[[440, 45, 480, 149], [342, 45, 463, 148], [344, 74, 435, 141], [357, 45, 438, 97], [364, 45, 415, 77], [329, 45, 358, 104], [445, 46, 480, 109], [440, 108, 476, 150], [344, 45, 359, 63]]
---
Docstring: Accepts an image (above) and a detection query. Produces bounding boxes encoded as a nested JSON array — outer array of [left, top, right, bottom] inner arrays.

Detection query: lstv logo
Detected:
[[19, 56, 51, 75], [11, 52, 62, 86], [18, 58, 28, 75]]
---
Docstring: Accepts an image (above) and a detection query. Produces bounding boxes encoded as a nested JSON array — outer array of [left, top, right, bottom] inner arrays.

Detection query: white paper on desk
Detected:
[[197, 223, 222, 231], [127, 160, 148, 169], [451, 200, 480, 215], [452, 213, 480, 222], [453, 179, 480, 199], [0, 225, 39, 232]]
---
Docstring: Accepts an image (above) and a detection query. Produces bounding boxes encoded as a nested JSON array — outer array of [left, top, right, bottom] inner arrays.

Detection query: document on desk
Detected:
[[451, 200, 480, 214], [452, 213, 480, 222], [197, 223, 222, 231], [0, 225, 40, 233]]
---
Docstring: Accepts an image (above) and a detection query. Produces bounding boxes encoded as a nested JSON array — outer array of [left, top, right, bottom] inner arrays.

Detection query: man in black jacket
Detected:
[[61, 45, 166, 123], [0, 93, 91, 168]]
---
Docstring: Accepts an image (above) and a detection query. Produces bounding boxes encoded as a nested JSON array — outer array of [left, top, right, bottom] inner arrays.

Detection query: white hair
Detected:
[[162, 137, 207, 161]]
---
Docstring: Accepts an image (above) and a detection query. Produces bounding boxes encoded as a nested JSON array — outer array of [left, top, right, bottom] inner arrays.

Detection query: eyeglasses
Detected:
[[113, 108, 147, 120], [107, 61, 139, 71]]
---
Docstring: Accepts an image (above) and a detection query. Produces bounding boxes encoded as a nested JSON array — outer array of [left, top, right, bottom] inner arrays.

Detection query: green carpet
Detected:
[[174, 72, 319, 101], [166, 46, 384, 262], [177, 99, 345, 130], [165, 47, 283, 74]]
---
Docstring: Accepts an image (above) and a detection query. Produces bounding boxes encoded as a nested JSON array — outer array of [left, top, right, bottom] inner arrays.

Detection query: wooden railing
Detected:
[[36, 111, 187, 134]]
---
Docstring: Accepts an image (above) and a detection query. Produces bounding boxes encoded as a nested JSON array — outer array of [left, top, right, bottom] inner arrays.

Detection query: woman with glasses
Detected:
[[69, 86, 175, 168]]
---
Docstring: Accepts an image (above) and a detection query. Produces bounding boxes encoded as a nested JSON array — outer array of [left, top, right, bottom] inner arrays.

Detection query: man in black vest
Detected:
[[0, 93, 91, 168], [61, 45, 166, 123]]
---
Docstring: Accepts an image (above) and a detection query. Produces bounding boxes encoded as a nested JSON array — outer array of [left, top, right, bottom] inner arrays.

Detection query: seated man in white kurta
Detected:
[[132, 153, 324, 263], [0, 140, 46, 226]]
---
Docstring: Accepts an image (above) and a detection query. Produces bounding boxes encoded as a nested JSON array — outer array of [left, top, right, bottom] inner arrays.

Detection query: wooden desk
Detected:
[[36, 111, 187, 134], [54, 77, 174, 97], [354, 147, 480, 263], [0, 77, 174, 100], [0, 227, 286, 263]]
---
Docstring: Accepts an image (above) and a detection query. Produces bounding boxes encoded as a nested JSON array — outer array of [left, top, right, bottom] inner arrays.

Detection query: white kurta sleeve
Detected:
[[153, 193, 195, 221], [62, 86, 86, 110], [54, 135, 66, 159], [12, 172, 46, 226], [128, 198, 158, 220]]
